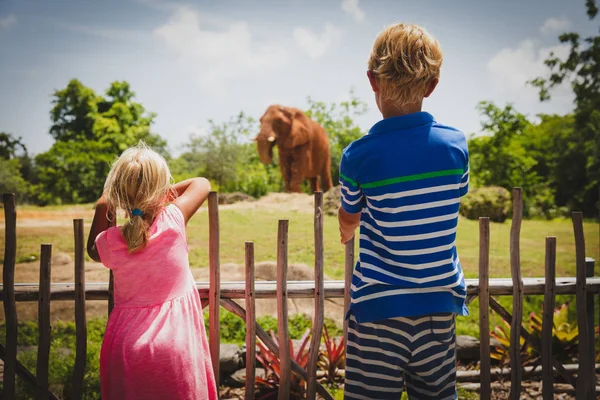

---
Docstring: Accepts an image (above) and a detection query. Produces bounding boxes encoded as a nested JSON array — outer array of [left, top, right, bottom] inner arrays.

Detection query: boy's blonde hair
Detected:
[[104, 142, 175, 253], [368, 23, 443, 107]]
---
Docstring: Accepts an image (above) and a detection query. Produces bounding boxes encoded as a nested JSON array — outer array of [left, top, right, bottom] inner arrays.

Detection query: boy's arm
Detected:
[[87, 194, 115, 262], [339, 207, 361, 244], [338, 149, 364, 244]]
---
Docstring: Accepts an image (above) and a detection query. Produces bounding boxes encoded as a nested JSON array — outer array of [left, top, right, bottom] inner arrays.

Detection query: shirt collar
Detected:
[[368, 112, 435, 135]]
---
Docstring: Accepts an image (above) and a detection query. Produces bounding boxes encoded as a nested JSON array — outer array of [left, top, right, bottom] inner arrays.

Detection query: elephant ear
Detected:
[[283, 110, 310, 148]]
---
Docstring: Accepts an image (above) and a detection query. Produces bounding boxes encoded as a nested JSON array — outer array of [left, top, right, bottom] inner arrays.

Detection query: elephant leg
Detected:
[[310, 177, 318, 193], [320, 160, 333, 193], [279, 157, 291, 192]]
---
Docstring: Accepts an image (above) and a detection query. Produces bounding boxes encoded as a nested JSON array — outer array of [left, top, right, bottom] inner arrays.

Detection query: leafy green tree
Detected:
[[34, 80, 168, 204], [304, 91, 368, 185], [529, 0, 600, 215], [172, 112, 282, 197], [0, 132, 32, 202], [0, 132, 27, 160]]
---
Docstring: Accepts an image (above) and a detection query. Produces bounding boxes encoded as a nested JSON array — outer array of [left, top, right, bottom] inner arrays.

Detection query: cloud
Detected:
[[341, 0, 365, 22], [68, 25, 148, 41], [293, 23, 342, 59], [487, 38, 571, 102], [0, 14, 16, 30], [540, 17, 571, 35], [154, 5, 288, 89]]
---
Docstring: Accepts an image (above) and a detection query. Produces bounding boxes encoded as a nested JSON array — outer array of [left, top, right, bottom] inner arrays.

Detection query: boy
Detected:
[[339, 23, 469, 400]]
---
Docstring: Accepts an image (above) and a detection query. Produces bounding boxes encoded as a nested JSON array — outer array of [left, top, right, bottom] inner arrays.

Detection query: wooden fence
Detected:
[[1, 189, 598, 399]]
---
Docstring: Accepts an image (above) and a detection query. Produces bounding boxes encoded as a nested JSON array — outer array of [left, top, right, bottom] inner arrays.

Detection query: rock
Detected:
[[324, 185, 341, 216], [52, 252, 72, 266], [225, 368, 266, 388], [456, 335, 480, 362], [218, 192, 255, 205], [220, 344, 245, 378]]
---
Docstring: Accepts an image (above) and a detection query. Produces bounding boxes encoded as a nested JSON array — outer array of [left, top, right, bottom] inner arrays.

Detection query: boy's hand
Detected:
[[338, 206, 361, 244]]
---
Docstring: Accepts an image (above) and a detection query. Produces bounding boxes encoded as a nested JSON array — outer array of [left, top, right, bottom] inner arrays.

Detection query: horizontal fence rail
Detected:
[[3, 277, 600, 301]]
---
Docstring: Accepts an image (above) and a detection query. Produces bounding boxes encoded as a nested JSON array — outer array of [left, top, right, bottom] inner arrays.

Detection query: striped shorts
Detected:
[[344, 313, 457, 400]]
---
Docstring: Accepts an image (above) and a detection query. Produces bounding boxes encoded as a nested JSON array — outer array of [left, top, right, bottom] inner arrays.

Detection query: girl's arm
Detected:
[[172, 177, 211, 224], [87, 194, 115, 262]]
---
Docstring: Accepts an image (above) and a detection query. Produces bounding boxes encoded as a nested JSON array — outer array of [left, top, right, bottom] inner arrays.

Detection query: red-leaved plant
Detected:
[[317, 325, 345, 384], [255, 329, 311, 400]]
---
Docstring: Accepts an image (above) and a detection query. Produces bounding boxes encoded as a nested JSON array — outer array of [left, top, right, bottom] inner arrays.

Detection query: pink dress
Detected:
[[95, 204, 218, 400]]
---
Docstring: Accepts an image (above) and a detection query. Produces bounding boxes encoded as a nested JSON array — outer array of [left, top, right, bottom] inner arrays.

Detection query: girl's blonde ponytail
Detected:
[[122, 213, 150, 252]]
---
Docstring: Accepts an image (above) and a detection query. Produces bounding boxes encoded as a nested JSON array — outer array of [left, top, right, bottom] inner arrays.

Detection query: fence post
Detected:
[[542, 237, 556, 400], [37, 244, 52, 400], [307, 192, 324, 400], [72, 219, 87, 400], [509, 188, 523, 400], [478, 217, 491, 400], [245, 242, 256, 400], [586, 256, 595, 399], [276, 220, 291, 400], [208, 192, 221, 390], [573, 212, 591, 400], [343, 237, 355, 351], [2, 193, 18, 399]]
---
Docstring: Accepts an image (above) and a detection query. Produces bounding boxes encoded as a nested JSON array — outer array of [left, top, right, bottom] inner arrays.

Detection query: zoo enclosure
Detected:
[[0, 189, 599, 400]]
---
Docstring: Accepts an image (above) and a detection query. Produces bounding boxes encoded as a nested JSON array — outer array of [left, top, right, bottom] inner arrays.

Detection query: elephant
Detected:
[[255, 105, 333, 194]]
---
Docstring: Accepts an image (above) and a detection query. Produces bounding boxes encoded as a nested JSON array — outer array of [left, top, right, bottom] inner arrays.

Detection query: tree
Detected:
[[0, 132, 27, 160], [530, 0, 600, 215], [172, 112, 282, 197], [34, 80, 168, 204], [304, 91, 368, 185]]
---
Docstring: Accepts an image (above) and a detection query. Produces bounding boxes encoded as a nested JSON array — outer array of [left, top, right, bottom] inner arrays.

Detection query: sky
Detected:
[[0, 0, 597, 156]]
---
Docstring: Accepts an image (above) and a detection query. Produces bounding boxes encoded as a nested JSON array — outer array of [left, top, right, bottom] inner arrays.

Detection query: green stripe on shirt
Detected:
[[361, 169, 464, 189], [339, 173, 358, 187]]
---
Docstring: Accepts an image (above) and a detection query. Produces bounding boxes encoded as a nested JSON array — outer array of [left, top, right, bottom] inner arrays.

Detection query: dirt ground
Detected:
[[1, 192, 345, 324]]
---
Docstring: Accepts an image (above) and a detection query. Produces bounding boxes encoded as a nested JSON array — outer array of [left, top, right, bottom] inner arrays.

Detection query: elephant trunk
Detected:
[[256, 133, 276, 164]]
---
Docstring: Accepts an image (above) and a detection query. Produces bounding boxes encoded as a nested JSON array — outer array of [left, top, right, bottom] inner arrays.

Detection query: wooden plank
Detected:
[[276, 219, 291, 400], [220, 299, 335, 400], [542, 237, 556, 400], [2, 193, 17, 399], [307, 192, 324, 400], [72, 219, 87, 400], [456, 363, 600, 382], [509, 188, 523, 400], [573, 212, 591, 400], [208, 191, 221, 389], [343, 237, 355, 351], [108, 270, 114, 316], [37, 244, 52, 400], [4, 277, 600, 302], [245, 242, 256, 400], [478, 217, 491, 400], [489, 297, 577, 389]]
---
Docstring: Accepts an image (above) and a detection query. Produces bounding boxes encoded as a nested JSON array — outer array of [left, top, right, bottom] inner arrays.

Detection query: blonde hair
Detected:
[[367, 23, 443, 107], [104, 142, 175, 253]]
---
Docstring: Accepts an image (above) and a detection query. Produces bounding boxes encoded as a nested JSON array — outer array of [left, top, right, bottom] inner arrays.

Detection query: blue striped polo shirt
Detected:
[[340, 111, 469, 324]]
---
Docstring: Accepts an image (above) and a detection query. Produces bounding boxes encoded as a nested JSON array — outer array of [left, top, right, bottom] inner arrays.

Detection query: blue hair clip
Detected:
[[131, 208, 143, 217]]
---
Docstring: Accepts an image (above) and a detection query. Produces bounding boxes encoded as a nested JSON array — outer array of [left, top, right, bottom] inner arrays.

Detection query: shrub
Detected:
[[459, 186, 512, 222]]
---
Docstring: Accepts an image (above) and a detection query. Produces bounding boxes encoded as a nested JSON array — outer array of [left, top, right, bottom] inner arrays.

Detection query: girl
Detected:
[[87, 142, 217, 400]]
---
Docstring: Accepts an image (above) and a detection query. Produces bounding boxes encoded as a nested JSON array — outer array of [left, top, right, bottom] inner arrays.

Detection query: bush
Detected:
[[459, 186, 512, 222]]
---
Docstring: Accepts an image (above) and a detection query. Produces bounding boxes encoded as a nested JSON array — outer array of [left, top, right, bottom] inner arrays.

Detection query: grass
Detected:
[[3, 205, 597, 279]]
